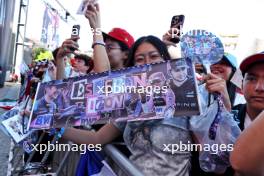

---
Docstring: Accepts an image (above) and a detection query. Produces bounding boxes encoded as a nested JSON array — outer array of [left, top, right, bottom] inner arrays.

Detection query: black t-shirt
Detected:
[[169, 78, 199, 115]]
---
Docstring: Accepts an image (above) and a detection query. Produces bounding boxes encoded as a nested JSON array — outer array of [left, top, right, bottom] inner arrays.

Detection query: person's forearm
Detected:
[[92, 34, 110, 73], [222, 93, 231, 112], [63, 123, 121, 146], [231, 111, 264, 175], [56, 56, 66, 80], [63, 127, 100, 145], [85, 4, 109, 73]]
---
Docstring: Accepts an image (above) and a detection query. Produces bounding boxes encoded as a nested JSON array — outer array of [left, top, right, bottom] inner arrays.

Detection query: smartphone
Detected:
[[71, 25, 80, 41], [70, 25, 80, 51], [170, 15, 185, 43]]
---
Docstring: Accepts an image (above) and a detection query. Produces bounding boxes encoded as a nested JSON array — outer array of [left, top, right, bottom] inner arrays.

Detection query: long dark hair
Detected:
[[125, 35, 171, 67], [227, 67, 237, 107], [220, 55, 238, 107]]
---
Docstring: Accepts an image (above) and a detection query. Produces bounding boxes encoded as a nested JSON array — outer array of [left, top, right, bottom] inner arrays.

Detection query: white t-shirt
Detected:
[[244, 113, 252, 129], [233, 92, 246, 106]]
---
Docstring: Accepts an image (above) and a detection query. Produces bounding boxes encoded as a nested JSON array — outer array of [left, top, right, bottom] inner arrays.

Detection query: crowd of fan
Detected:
[[18, 2, 264, 176]]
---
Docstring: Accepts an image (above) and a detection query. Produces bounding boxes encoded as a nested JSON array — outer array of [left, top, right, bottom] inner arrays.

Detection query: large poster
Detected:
[[28, 58, 201, 130], [2, 114, 32, 143]]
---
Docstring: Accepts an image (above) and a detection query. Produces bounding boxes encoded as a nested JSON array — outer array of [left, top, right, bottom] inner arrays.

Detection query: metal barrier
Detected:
[[104, 144, 144, 176], [6, 126, 144, 175]]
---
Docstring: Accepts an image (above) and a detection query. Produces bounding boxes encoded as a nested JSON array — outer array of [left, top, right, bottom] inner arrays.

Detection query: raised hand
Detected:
[[85, 3, 101, 30], [205, 73, 231, 111]]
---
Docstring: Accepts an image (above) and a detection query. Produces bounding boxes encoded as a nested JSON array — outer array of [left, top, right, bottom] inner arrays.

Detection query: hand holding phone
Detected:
[[71, 25, 80, 42], [170, 15, 185, 43], [70, 25, 80, 52]]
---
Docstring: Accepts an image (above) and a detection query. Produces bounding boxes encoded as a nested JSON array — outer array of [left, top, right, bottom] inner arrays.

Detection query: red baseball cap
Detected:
[[240, 52, 264, 75], [102, 28, 134, 48]]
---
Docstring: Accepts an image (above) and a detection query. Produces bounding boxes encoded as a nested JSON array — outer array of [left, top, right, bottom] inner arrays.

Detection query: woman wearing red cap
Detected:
[[85, 4, 134, 71]]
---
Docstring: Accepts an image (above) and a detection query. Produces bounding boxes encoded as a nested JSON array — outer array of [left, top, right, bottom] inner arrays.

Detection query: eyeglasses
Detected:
[[105, 45, 121, 51]]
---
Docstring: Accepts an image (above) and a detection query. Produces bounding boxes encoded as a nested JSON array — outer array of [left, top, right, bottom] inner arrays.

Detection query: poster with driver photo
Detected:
[[166, 58, 201, 116], [2, 114, 32, 143], [28, 59, 201, 129]]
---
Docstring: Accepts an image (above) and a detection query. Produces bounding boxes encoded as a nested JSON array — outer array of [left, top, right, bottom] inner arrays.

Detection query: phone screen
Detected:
[[71, 25, 80, 40], [70, 25, 80, 51]]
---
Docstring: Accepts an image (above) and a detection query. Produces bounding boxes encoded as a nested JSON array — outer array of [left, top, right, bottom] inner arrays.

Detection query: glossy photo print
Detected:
[[28, 59, 200, 130]]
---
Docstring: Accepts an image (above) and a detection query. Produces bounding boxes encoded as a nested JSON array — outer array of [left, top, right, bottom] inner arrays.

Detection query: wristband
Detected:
[[92, 41, 105, 49], [49, 128, 57, 136], [57, 127, 65, 138]]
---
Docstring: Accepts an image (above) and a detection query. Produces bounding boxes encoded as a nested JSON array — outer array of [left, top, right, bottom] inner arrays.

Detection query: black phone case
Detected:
[[170, 15, 185, 43], [71, 25, 80, 41]]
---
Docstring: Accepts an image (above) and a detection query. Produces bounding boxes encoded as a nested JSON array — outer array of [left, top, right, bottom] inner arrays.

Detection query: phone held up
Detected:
[[70, 25, 80, 52], [71, 25, 80, 42], [170, 15, 185, 43]]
